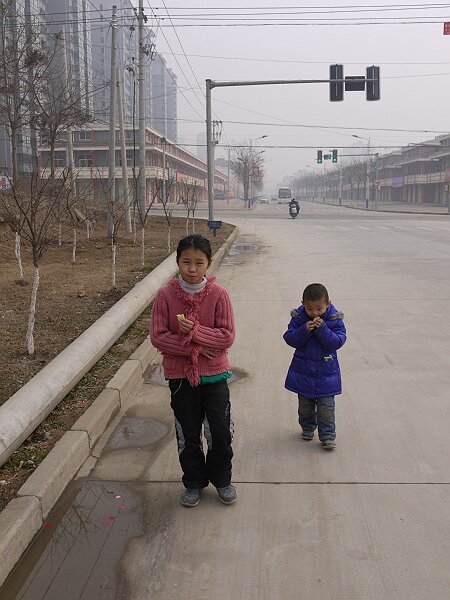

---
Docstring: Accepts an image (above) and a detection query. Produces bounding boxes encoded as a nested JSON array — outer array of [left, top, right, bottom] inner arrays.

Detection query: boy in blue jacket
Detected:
[[283, 283, 346, 450]]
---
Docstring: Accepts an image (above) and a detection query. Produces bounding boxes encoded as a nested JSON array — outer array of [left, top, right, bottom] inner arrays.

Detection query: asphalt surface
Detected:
[[4, 201, 450, 599]]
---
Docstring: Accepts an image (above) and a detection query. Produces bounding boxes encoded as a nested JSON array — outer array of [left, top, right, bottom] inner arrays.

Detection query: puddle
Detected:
[[0, 480, 144, 600], [221, 238, 262, 267], [144, 364, 247, 386], [104, 417, 169, 451]]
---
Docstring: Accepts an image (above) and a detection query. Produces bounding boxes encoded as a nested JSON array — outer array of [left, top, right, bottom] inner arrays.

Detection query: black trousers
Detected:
[[168, 378, 234, 489]]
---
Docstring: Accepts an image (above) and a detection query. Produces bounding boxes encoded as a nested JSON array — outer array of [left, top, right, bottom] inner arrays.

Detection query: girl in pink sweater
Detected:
[[151, 235, 236, 508]]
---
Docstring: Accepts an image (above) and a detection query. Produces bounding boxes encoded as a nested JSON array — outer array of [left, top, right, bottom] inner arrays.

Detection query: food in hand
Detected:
[[176, 313, 185, 321]]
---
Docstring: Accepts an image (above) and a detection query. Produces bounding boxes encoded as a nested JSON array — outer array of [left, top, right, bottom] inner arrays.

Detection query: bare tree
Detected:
[[157, 174, 177, 253], [0, 171, 74, 354], [230, 143, 265, 206], [178, 177, 201, 235]]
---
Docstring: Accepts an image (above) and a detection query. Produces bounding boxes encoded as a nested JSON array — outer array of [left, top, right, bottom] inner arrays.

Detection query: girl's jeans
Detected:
[[297, 394, 336, 441]]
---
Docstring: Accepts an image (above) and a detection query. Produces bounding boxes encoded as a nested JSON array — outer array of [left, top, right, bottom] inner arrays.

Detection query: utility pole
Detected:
[[107, 5, 117, 237], [137, 0, 146, 217], [61, 29, 76, 200], [161, 137, 166, 206], [365, 138, 371, 209], [374, 152, 379, 210], [227, 146, 230, 204], [116, 67, 131, 233], [338, 170, 343, 206]]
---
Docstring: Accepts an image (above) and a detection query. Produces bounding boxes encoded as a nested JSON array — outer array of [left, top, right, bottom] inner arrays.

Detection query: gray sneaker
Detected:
[[181, 488, 201, 507], [301, 430, 314, 441], [322, 439, 336, 450], [217, 485, 237, 505]]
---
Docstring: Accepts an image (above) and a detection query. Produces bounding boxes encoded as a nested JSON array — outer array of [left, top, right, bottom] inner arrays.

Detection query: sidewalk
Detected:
[[313, 198, 450, 215]]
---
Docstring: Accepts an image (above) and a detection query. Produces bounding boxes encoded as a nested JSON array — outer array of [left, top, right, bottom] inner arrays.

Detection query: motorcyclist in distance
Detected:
[[289, 198, 299, 211]]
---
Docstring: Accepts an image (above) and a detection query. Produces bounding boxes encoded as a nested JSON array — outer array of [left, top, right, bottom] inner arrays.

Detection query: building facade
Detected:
[[38, 122, 226, 204]]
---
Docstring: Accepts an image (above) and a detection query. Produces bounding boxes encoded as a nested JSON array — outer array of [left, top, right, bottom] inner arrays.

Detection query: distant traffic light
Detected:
[[366, 66, 380, 101], [332, 149, 338, 163], [317, 150, 323, 164], [330, 64, 344, 102]]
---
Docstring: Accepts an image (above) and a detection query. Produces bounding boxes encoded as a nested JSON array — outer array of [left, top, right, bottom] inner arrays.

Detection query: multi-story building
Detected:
[[166, 68, 177, 141], [38, 121, 226, 204], [46, 0, 94, 116], [0, 0, 49, 178]]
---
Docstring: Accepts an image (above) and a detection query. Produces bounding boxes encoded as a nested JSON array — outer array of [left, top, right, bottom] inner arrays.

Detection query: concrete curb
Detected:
[[0, 226, 239, 589], [0, 253, 180, 467]]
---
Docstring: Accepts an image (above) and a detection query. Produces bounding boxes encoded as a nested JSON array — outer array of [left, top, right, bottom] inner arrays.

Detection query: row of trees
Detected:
[[0, 1, 206, 357], [290, 158, 376, 203]]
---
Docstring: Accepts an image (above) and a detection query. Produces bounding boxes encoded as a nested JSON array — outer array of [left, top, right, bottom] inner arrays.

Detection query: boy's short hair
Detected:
[[302, 283, 329, 303]]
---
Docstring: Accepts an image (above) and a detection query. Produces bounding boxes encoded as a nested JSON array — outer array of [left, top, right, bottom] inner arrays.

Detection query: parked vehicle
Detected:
[[259, 197, 269, 204]]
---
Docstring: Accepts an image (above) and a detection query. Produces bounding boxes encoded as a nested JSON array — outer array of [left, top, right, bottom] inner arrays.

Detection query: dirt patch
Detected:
[[0, 216, 234, 511]]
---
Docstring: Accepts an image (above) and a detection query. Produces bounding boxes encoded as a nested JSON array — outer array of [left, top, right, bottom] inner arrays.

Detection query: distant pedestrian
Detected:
[[150, 234, 237, 507], [283, 283, 346, 450]]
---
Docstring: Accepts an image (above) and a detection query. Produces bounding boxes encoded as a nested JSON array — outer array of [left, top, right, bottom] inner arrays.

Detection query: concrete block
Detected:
[[106, 360, 142, 405], [17, 430, 89, 519], [0, 496, 42, 587], [70, 388, 120, 449], [129, 338, 157, 372]]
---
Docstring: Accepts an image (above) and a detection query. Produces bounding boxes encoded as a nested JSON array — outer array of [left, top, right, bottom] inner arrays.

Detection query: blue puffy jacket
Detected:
[[283, 303, 346, 399]]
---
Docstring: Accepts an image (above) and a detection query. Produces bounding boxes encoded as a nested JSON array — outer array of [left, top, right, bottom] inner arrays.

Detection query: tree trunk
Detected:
[[50, 140, 56, 179], [72, 226, 77, 263], [167, 224, 171, 254], [15, 232, 24, 281], [86, 220, 90, 239], [11, 125, 19, 189], [192, 213, 196, 233], [112, 242, 116, 288], [141, 225, 145, 267], [26, 265, 40, 355], [58, 221, 62, 246]]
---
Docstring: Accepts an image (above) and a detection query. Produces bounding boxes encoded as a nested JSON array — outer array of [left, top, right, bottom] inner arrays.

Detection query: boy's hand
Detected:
[[313, 317, 324, 328], [178, 316, 194, 334], [306, 321, 316, 332], [198, 345, 219, 359]]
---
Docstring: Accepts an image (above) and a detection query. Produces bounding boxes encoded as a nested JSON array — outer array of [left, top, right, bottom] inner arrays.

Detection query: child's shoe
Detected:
[[301, 430, 314, 441], [217, 484, 237, 505], [181, 488, 201, 507], [322, 439, 336, 450]]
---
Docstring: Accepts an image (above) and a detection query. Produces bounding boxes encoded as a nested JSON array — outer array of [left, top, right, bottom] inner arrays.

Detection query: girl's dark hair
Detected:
[[302, 283, 329, 303], [176, 235, 212, 263]]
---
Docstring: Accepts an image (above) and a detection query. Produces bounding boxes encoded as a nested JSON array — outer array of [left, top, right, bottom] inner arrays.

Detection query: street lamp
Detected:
[[352, 134, 379, 209]]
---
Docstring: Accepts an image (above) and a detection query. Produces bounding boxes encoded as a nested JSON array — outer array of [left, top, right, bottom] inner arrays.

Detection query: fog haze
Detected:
[[149, 0, 450, 193]]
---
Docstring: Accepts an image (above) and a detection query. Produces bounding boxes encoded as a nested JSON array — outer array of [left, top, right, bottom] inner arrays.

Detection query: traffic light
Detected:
[[332, 149, 338, 163], [317, 150, 323, 164], [366, 66, 380, 101], [330, 64, 344, 102]]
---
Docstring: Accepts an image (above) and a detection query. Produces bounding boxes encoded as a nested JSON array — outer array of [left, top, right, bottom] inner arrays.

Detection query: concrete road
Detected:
[[5, 202, 450, 599]]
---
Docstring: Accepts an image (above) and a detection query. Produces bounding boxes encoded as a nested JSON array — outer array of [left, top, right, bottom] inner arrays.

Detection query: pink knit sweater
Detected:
[[150, 276, 235, 386]]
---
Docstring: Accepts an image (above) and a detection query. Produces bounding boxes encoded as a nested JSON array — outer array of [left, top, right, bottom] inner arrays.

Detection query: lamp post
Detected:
[[353, 134, 379, 210]]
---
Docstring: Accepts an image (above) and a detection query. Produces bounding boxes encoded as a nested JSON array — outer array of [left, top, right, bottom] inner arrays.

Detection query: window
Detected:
[[77, 153, 93, 167], [55, 152, 66, 168], [77, 131, 92, 141], [119, 151, 133, 167]]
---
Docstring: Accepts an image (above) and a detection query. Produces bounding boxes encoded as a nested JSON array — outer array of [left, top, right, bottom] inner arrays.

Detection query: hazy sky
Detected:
[[147, 1, 450, 192]]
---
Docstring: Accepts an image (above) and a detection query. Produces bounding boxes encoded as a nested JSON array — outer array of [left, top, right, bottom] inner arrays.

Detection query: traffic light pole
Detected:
[[206, 74, 378, 221]]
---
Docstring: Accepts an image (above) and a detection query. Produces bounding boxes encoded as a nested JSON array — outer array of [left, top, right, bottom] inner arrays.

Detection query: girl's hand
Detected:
[[178, 316, 194, 334], [198, 345, 219, 359]]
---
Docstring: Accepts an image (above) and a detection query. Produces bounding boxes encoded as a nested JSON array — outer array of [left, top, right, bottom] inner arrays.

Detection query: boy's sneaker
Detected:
[[322, 439, 336, 450], [301, 430, 314, 441], [180, 488, 201, 507], [217, 485, 237, 505]]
